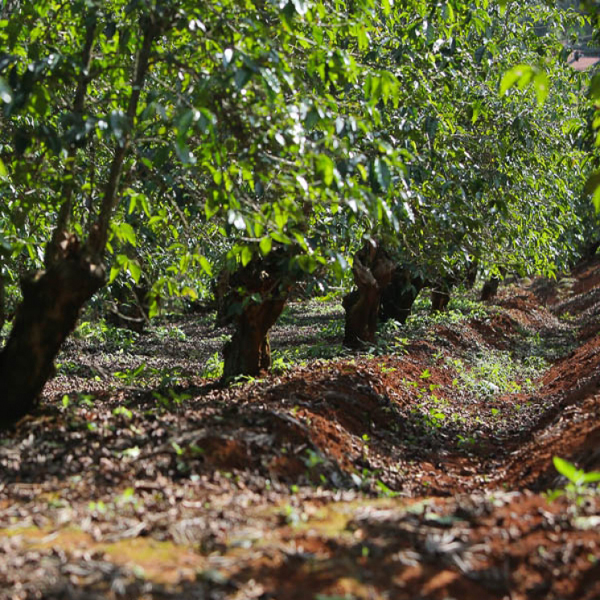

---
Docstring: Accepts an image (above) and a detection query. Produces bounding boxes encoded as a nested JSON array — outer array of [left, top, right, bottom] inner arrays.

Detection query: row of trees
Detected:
[[0, 0, 596, 424]]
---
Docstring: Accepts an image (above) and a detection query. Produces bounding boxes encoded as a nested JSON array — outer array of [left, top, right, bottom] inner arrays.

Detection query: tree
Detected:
[[0, 0, 591, 423], [0, 2, 166, 422], [337, 1, 589, 344]]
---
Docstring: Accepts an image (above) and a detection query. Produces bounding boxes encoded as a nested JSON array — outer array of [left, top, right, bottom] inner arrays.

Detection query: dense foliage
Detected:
[[0, 0, 596, 415]]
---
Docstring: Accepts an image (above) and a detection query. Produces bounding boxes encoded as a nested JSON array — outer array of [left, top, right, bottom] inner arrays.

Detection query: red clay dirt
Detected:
[[0, 260, 599, 600]]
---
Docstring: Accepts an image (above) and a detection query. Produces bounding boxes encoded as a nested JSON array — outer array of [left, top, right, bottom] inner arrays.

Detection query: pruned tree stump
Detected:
[[218, 249, 300, 382], [481, 276, 500, 301], [0, 235, 105, 424], [343, 241, 395, 348], [379, 265, 426, 324]]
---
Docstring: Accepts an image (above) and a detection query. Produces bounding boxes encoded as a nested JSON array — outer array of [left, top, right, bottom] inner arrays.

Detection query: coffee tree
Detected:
[[0, 0, 591, 422], [336, 1, 589, 341]]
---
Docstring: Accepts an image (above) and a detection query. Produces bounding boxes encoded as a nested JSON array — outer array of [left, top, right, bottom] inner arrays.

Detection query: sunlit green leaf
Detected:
[[259, 236, 273, 255], [241, 245, 253, 267], [532, 69, 549, 106], [198, 254, 212, 276], [553, 456, 579, 484], [500, 64, 533, 96], [128, 260, 141, 283]]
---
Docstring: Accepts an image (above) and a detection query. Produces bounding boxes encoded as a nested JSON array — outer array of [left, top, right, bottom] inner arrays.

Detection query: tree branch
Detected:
[[44, 12, 96, 268], [87, 16, 159, 259]]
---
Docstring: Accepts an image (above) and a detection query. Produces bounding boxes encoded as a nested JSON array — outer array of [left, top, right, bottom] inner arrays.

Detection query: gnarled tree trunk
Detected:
[[481, 276, 500, 301], [431, 271, 463, 313], [0, 238, 104, 424], [379, 265, 426, 324], [343, 241, 395, 348], [465, 259, 479, 290], [220, 249, 299, 383], [222, 295, 287, 381], [431, 284, 452, 312], [0, 15, 157, 427]]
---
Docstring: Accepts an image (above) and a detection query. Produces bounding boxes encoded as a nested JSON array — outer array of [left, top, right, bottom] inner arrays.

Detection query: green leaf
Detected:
[[234, 66, 253, 90], [205, 198, 220, 219], [500, 64, 533, 97], [584, 171, 600, 195], [296, 253, 319, 273], [261, 68, 281, 95], [316, 155, 334, 186], [119, 223, 137, 246], [593, 186, 600, 214], [241, 245, 253, 266], [177, 108, 194, 138], [198, 254, 212, 276], [259, 236, 272, 256], [109, 264, 121, 284], [589, 74, 600, 101], [128, 260, 141, 284], [0, 76, 12, 103], [582, 470, 600, 484], [181, 286, 198, 300], [148, 297, 160, 319], [532, 70, 549, 106], [553, 456, 579, 484], [373, 158, 391, 192], [0, 234, 11, 255]]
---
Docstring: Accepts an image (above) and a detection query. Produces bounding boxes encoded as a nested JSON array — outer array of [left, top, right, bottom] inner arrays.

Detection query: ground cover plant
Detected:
[[1, 0, 600, 598]]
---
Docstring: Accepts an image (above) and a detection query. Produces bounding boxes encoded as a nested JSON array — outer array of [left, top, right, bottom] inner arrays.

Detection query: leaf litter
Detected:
[[1, 260, 600, 599]]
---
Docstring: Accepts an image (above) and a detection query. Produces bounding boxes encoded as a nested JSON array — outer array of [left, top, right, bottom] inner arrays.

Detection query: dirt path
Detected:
[[0, 261, 599, 599]]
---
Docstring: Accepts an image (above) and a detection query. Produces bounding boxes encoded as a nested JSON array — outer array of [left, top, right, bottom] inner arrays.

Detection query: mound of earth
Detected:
[[0, 261, 599, 600]]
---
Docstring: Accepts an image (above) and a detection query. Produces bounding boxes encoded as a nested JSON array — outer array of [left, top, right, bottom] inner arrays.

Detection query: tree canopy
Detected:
[[0, 0, 596, 419]]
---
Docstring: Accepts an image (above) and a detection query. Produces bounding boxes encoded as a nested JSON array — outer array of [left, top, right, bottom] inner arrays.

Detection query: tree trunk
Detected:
[[343, 241, 395, 348], [0, 272, 5, 334], [222, 295, 287, 382], [220, 250, 299, 382], [465, 259, 479, 290], [0, 15, 156, 427], [0, 240, 104, 425], [481, 276, 500, 301], [431, 272, 459, 313], [379, 265, 426, 324], [431, 286, 451, 312]]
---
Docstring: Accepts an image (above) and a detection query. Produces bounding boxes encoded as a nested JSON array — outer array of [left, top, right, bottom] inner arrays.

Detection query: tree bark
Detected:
[[431, 286, 451, 312], [481, 276, 500, 301], [465, 259, 479, 290], [379, 265, 426, 324], [220, 250, 299, 383], [343, 242, 395, 348], [0, 271, 5, 334], [221, 295, 287, 382], [0, 238, 104, 425]]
